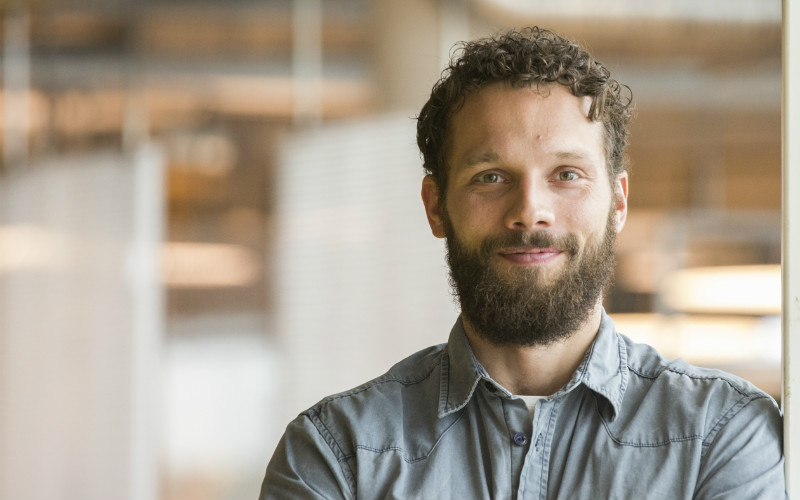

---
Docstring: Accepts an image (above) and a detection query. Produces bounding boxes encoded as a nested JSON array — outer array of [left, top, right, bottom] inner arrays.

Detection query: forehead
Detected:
[[447, 83, 604, 168]]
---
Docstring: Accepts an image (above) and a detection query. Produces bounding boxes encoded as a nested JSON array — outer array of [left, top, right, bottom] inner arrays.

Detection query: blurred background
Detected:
[[0, 0, 782, 498]]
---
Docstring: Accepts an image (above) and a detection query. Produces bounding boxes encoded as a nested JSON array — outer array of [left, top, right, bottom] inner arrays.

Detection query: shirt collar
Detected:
[[555, 310, 628, 419], [437, 310, 628, 420], [437, 318, 491, 418]]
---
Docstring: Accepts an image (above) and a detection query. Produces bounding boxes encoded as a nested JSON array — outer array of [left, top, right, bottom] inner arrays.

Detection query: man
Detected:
[[261, 27, 786, 499]]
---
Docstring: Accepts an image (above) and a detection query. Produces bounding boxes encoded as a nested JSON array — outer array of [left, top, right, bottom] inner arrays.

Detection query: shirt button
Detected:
[[512, 432, 528, 446]]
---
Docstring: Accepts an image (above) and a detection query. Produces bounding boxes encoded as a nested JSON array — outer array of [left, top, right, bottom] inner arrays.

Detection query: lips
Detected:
[[497, 246, 563, 265]]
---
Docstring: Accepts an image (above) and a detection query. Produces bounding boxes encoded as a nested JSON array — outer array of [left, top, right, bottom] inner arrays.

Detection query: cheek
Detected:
[[561, 196, 611, 238], [446, 195, 499, 233]]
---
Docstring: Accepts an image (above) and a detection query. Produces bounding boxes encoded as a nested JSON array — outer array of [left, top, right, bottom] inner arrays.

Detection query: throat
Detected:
[[462, 307, 602, 396]]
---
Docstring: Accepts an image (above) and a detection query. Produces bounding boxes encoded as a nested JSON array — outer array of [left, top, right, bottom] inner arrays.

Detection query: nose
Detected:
[[503, 177, 555, 231]]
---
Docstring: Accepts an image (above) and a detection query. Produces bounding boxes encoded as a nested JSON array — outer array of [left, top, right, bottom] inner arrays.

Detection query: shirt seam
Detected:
[[615, 333, 629, 409], [627, 365, 660, 380], [628, 364, 762, 400], [350, 410, 467, 463], [304, 409, 358, 498], [593, 392, 705, 446], [301, 354, 444, 498], [314, 355, 442, 411], [701, 394, 769, 454], [439, 351, 451, 414]]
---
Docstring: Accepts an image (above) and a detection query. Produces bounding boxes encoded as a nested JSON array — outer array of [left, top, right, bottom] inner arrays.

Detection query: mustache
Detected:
[[479, 231, 580, 258]]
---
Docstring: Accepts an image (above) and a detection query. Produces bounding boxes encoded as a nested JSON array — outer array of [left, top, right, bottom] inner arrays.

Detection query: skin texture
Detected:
[[421, 82, 629, 396]]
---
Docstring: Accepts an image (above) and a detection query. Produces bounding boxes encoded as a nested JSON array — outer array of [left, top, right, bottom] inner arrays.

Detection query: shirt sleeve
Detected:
[[694, 395, 787, 500], [260, 414, 355, 500]]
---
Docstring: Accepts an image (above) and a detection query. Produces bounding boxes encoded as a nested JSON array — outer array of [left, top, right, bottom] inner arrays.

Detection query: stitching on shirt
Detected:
[[499, 398, 514, 487], [628, 360, 762, 403], [599, 419, 704, 447], [592, 393, 705, 447], [306, 408, 347, 459], [615, 335, 629, 409], [305, 410, 358, 497], [627, 365, 660, 379], [540, 399, 558, 497], [442, 371, 484, 415], [570, 331, 628, 417], [350, 409, 466, 463], [576, 340, 595, 379], [303, 355, 443, 493], [701, 394, 767, 454], [661, 366, 756, 399], [439, 352, 451, 412], [627, 356, 760, 401], [600, 361, 769, 448], [314, 354, 443, 410]]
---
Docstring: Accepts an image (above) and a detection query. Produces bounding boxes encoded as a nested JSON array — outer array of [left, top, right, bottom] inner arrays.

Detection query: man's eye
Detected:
[[557, 171, 578, 181], [478, 173, 503, 183]]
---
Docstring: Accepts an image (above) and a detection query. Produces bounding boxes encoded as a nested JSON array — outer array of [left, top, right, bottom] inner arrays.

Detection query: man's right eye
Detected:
[[477, 172, 503, 184]]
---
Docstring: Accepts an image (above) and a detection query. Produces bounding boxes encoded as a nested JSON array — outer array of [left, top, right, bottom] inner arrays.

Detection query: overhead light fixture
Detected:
[[660, 264, 780, 315], [162, 242, 261, 288], [0, 227, 261, 289], [0, 224, 71, 272]]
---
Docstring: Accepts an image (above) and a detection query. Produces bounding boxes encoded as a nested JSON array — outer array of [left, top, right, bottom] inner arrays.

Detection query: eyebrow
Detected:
[[462, 149, 594, 168], [462, 151, 501, 168], [554, 150, 593, 161]]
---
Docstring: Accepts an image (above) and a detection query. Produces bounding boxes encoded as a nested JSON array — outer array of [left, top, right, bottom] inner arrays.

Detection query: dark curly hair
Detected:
[[416, 27, 632, 197]]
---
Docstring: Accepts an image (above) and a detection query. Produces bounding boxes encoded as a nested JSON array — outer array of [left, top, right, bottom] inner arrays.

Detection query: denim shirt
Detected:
[[261, 312, 786, 499]]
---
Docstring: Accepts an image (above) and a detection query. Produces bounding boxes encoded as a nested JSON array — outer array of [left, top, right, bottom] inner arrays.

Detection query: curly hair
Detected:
[[416, 27, 632, 197]]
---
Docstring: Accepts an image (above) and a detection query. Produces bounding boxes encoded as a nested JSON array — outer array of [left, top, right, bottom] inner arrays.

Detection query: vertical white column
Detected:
[[783, 0, 800, 496], [128, 145, 165, 500]]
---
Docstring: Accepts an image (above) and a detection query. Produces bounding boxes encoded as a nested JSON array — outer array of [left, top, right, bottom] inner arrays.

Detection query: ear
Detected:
[[613, 171, 629, 233], [421, 175, 446, 239]]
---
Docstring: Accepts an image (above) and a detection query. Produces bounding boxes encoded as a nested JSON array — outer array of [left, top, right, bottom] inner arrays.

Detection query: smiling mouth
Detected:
[[497, 247, 563, 265]]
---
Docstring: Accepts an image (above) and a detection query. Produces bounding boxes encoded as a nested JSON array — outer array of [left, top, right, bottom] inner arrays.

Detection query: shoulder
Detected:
[[622, 333, 770, 400], [265, 344, 450, 498], [295, 343, 449, 455], [309, 342, 447, 411], [612, 333, 779, 445]]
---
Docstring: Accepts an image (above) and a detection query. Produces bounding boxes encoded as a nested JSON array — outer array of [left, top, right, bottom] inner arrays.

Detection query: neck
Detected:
[[462, 301, 603, 396]]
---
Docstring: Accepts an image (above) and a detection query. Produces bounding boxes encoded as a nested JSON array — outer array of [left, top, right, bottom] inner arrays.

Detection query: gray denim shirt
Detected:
[[261, 312, 786, 499]]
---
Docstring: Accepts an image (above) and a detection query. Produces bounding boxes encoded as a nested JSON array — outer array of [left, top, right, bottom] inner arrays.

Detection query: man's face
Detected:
[[421, 82, 628, 346]]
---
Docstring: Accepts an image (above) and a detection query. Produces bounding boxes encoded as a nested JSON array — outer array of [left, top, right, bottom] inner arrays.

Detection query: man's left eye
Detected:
[[478, 173, 503, 183], [557, 171, 578, 181]]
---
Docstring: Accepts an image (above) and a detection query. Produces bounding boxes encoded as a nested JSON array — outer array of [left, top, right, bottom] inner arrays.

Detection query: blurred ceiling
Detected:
[[0, 0, 782, 317]]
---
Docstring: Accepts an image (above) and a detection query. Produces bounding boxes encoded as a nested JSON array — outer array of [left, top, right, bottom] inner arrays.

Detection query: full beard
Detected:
[[443, 209, 617, 347]]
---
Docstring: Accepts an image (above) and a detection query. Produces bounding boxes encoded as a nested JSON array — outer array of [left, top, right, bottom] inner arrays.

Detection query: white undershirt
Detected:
[[515, 394, 544, 420]]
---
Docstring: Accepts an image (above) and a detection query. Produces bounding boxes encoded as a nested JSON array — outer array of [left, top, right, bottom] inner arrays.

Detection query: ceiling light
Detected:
[[162, 242, 261, 288], [660, 264, 780, 315]]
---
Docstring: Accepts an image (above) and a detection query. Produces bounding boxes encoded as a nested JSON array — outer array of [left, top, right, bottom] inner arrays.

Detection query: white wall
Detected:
[[0, 147, 163, 500], [272, 115, 457, 427]]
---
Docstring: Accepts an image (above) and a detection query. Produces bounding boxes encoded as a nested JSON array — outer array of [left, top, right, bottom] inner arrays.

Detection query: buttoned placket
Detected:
[[518, 396, 559, 500], [477, 379, 533, 499]]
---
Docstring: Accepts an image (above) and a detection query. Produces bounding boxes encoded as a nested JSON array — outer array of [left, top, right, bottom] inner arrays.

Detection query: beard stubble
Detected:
[[442, 207, 618, 347]]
